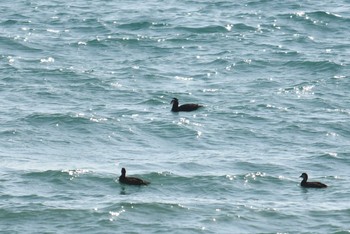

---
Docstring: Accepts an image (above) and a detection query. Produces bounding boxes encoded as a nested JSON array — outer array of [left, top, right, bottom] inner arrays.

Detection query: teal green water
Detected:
[[1, 0, 350, 233]]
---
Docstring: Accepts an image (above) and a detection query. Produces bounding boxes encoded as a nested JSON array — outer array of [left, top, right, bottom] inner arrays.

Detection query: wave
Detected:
[[81, 36, 153, 48], [173, 23, 257, 34], [23, 169, 116, 186], [306, 11, 347, 21], [280, 10, 349, 32], [0, 19, 19, 25], [280, 10, 347, 22], [0, 206, 98, 233], [283, 60, 343, 72], [22, 112, 95, 126], [24, 170, 74, 183], [175, 25, 229, 34], [117, 21, 153, 31], [230, 23, 257, 31], [20, 169, 294, 191], [145, 170, 293, 189], [0, 36, 42, 53]]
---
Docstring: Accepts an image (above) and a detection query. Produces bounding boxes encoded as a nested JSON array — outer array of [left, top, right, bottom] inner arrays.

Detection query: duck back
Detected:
[[301, 181, 327, 188], [119, 175, 150, 185]]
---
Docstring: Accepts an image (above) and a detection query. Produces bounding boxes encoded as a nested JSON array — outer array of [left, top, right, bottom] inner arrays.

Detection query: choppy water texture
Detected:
[[1, 0, 350, 233]]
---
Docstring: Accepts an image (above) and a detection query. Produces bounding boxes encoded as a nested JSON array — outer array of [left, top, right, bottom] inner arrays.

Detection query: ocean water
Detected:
[[1, 0, 350, 233]]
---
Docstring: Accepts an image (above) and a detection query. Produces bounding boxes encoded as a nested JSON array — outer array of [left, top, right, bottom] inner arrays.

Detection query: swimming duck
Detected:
[[300, 173, 327, 188], [170, 98, 202, 112], [119, 168, 150, 185]]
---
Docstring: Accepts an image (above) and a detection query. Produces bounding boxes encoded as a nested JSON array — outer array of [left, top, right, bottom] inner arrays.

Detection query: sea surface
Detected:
[[1, 0, 350, 233]]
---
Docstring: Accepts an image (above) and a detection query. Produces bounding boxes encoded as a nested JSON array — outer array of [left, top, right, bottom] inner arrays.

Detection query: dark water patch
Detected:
[[148, 170, 289, 199], [281, 80, 318, 92], [101, 201, 203, 233], [21, 169, 119, 196], [0, 63, 20, 75], [71, 171, 118, 187], [0, 129, 19, 137], [233, 58, 273, 72], [204, 1, 242, 9], [229, 23, 257, 32], [166, 37, 193, 45], [84, 38, 110, 48], [0, 36, 42, 53], [23, 112, 93, 126], [0, 207, 102, 233], [152, 171, 231, 186], [84, 36, 156, 49], [248, 77, 281, 90], [283, 60, 342, 73], [306, 209, 350, 233], [117, 21, 153, 31], [235, 161, 286, 174], [308, 11, 348, 22], [2, 11, 31, 21], [281, 34, 318, 46], [137, 97, 165, 106], [150, 22, 170, 28], [312, 153, 350, 164], [324, 122, 350, 138], [0, 19, 19, 26], [68, 21, 112, 36], [198, 57, 230, 68], [246, 0, 299, 9], [175, 25, 229, 34], [279, 11, 347, 22], [240, 172, 293, 189], [273, 47, 300, 57], [12, 67, 89, 83], [140, 119, 201, 141], [228, 109, 269, 123], [286, 11, 343, 32], [108, 201, 188, 214], [24, 170, 73, 184]]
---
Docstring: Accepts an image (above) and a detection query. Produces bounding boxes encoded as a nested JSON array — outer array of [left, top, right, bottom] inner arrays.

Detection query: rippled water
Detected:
[[1, 0, 350, 233]]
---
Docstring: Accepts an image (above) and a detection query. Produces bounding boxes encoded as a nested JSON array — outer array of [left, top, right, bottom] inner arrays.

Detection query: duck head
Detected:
[[121, 168, 126, 177], [170, 98, 179, 105], [300, 173, 308, 180]]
